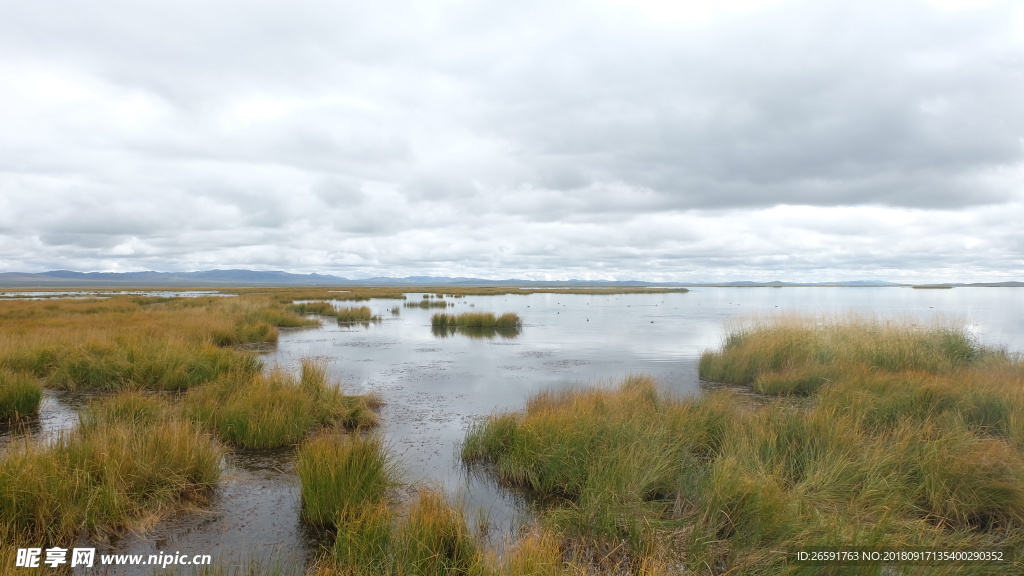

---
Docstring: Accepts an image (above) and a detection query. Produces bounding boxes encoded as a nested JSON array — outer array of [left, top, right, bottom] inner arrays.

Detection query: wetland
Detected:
[[2, 286, 1023, 574]]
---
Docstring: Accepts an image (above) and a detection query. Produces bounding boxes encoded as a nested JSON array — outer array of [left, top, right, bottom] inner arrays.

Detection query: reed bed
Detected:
[[463, 317, 1024, 573], [0, 392, 220, 546], [335, 306, 380, 323], [186, 359, 379, 449], [291, 301, 341, 316], [405, 299, 453, 309], [430, 312, 522, 329], [0, 369, 42, 420]]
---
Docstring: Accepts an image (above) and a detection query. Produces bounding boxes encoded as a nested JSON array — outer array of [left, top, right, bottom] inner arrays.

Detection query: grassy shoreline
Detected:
[[463, 316, 1024, 573], [0, 294, 383, 558]]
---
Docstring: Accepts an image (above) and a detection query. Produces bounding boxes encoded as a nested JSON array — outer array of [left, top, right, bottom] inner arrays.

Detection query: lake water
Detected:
[[23, 286, 1022, 571]]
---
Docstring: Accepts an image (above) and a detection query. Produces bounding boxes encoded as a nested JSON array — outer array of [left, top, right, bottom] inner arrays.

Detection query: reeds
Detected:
[[291, 301, 341, 316], [430, 312, 522, 328], [405, 300, 453, 309], [186, 359, 378, 449], [0, 369, 42, 420], [430, 312, 522, 339], [335, 306, 380, 323]]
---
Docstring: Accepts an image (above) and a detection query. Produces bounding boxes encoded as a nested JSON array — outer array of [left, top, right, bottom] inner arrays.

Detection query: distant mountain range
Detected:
[[0, 270, 1020, 288]]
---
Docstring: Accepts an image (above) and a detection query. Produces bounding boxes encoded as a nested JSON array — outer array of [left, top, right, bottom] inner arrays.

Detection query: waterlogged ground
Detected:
[[7, 287, 1023, 573]]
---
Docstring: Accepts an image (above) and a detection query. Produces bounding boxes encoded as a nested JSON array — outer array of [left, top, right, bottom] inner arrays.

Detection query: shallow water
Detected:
[[13, 287, 1019, 572]]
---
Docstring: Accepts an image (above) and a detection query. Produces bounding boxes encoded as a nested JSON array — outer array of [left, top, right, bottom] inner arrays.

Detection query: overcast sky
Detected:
[[1, 0, 1022, 282]]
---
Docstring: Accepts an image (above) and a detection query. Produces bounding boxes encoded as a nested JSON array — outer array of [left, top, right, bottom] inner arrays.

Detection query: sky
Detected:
[[1, 0, 1022, 282]]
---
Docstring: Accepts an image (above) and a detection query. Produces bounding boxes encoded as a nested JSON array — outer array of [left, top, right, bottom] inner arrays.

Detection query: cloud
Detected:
[[0, 0, 1022, 281]]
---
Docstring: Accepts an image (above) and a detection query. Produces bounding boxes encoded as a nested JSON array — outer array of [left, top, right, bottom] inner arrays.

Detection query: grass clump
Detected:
[[431, 312, 523, 339], [291, 301, 341, 317], [0, 369, 42, 420], [464, 316, 1024, 573], [0, 393, 220, 545], [312, 488, 487, 576], [186, 359, 379, 449], [431, 312, 521, 328], [297, 433, 397, 529], [336, 306, 380, 324], [405, 299, 453, 309]]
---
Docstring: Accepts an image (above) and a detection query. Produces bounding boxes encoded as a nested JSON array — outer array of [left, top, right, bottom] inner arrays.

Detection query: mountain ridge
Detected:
[[0, 270, 1019, 288]]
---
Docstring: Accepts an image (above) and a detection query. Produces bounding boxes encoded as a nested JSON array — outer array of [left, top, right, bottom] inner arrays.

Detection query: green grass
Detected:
[[463, 317, 1024, 573], [335, 306, 381, 323], [291, 301, 341, 316], [430, 312, 523, 339], [46, 340, 260, 392], [186, 359, 379, 449], [0, 393, 221, 546], [0, 369, 42, 420], [297, 433, 397, 529]]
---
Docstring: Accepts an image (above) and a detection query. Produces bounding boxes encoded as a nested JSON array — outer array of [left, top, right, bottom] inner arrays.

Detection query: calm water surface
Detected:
[[47, 287, 1024, 571]]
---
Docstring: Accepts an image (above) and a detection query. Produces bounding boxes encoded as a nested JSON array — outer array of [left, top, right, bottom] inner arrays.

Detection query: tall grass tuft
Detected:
[[0, 393, 220, 545], [392, 489, 482, 576], [335, 306, 380, 323], [297, 433, 396, 529], [431, 312, 521, 328], [0, 369, 42, 420], [405, 300, 453, 309], [186, 359, 378, 449]]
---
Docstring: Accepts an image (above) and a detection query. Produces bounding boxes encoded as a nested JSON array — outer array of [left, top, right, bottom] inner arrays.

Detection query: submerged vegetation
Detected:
[[464, 316, 1024, 573]]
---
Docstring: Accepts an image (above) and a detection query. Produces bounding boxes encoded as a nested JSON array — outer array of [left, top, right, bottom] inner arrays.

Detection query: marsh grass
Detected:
[[431, 312, 522, 339], [186, 359, 378, 449], [0, 296, 312, 392], [297, 433, 397, 529], [0, 393, 220, 546], [313, 488, 487, 576], [406, 300, 453, 309], [335, 306, 381, 324], [464, 317, 1024, 573], [0, 369, 42, 420], [291, 301, 341, 316], [431, 312, 522, 328]]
